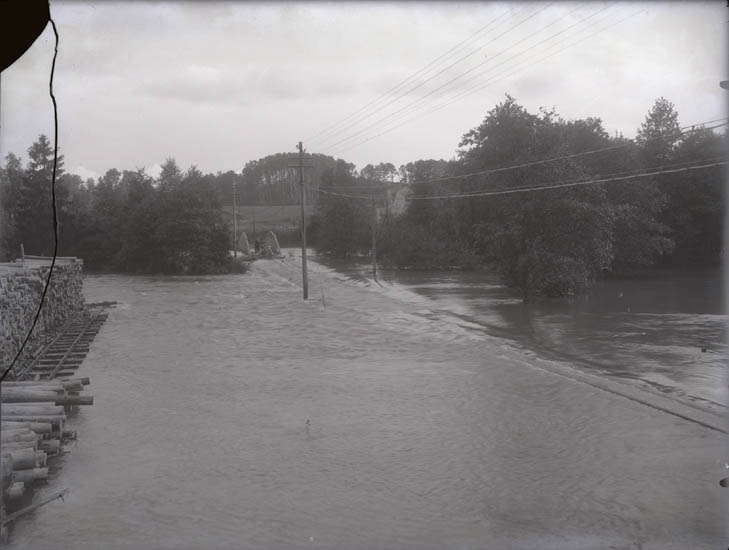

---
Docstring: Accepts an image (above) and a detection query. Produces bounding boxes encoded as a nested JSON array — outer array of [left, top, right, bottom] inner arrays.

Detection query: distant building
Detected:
[[387, 185, 409, 216]]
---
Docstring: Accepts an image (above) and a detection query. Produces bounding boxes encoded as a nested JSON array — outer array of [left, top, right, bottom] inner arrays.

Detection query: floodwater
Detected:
[[322, 257, 728, 411], [8, 253, 728, 549]]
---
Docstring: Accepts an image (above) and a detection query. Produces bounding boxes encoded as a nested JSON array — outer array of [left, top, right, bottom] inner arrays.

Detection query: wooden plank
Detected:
[[1, 422, 52, 434], [2, 488, 69, 525], [2, 405, 65, 416], [1, 416, 66, 424], [11, 467, 48, 484], [1, 449, 37, 469]]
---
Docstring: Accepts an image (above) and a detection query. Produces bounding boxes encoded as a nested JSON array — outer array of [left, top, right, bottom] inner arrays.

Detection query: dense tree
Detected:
[[308, 95, 723, 295], [2, 100, 722, 283], [400, 159, 452, 229], [12, 135, 65, 256], [237, 152, 343, 206], [0, 153, 24, 260], [454, 98, 620, 297], [311, 160, 371, 257], [374, 158, 476, 269], [89, 169, 126, 268], [636, 97, 681, 166], [158, 158, 183, 191], [360, 162, 398, 183], [114, 169, 158, 271], [150, 164, 231, 273], [56, 173, 90, 257], [657, 126, 726, 266]]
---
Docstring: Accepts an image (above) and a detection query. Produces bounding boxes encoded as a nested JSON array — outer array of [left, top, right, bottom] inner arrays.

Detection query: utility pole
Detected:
[[288, 144, 313, 299], [232, 181, 238, 259], [371, 193, 378, 282], [298, 141, 309, 300]]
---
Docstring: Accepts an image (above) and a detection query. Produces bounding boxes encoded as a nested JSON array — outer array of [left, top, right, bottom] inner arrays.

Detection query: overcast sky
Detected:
[[0, 1, 726, 181]]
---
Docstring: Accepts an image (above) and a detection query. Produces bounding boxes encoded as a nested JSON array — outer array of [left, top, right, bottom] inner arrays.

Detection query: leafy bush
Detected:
[[379, 218, 480, 270]]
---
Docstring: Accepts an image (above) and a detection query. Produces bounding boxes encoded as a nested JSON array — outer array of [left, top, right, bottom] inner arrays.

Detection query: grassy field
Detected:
[[221, 204, 316, 234]]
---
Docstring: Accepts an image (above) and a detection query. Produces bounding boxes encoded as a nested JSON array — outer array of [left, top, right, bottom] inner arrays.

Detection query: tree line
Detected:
[[311, 96, 726, 299], [0, 96, 724, 295], [0, 143, 234, 274]]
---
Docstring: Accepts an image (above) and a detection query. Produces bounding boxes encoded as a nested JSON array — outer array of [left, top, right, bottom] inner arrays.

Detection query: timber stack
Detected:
[[0, 257, 85, 367], [0, 256, 104, 541], [1, 378, 93, 505]]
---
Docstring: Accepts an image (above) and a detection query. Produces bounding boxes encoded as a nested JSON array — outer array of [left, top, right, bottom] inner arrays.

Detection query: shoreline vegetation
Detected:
[[311, 97, 725, 299], [1, 97, 724, 297]]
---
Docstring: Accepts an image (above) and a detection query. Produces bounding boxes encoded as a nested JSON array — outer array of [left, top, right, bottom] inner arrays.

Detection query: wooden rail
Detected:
[[16, 309, 108, 381]]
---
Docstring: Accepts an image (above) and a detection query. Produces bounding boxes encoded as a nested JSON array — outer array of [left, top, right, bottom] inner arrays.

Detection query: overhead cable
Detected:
[[329, 6, 643, 156], [319, 118, 728, 190], [325, 4, 603, 153], [314, 161, 727, 201], [306, 8, 515, 145]]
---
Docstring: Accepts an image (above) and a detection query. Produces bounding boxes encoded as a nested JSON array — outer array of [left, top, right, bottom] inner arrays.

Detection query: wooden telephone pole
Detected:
[[288, 144, 314, 300], [232, 181, 238, 258], [298, 142, 308, 299], [371, 193, 378, 282]]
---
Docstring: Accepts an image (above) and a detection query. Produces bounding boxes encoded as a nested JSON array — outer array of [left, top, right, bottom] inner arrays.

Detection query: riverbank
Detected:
[[6, 254, 726, 549]]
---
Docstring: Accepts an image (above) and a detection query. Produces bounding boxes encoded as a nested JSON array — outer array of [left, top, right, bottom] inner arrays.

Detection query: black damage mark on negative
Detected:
[[0, 0, 50, 72]]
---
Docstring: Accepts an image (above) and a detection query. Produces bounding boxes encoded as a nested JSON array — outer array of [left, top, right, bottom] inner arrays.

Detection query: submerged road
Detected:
[[9, 254, 728, 549]]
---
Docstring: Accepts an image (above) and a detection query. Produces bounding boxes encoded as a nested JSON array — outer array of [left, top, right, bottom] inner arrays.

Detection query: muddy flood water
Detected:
[[320, 258, 727, 410], [8, 253, 728, 549]]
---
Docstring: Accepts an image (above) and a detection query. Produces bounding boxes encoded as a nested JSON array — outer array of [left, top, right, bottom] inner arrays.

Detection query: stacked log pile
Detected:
[[0, 256, 101, 540], [0, 257, 85, 371], [0, 378, 93, 517]]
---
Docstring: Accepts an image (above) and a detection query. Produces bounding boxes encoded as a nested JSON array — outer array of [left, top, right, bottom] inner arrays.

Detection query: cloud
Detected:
[[134, 63, 362, 105], [1, 2, 725, 177], [69, 164, 98, 181], [134, 69, 242, 104]]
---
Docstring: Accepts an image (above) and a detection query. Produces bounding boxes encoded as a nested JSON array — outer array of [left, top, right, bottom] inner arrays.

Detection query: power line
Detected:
[[409, 161, 728, 200], [311, 4, 553, 150], [316, 156, 724, 198], [319, 118, 728, 191], [322, 3, 608, 154], [306, 8, 515, 145], [418, 120, 729, 187], [329, 6, 642, 157], [328, 6, 628, 155], [327, 7, 618, 156], [422, 6, 646, 125], [412, 156, 727, 199], [327, 4, 607, 153], [313, 160, 727, 201], [319, 3, 578, 152]]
